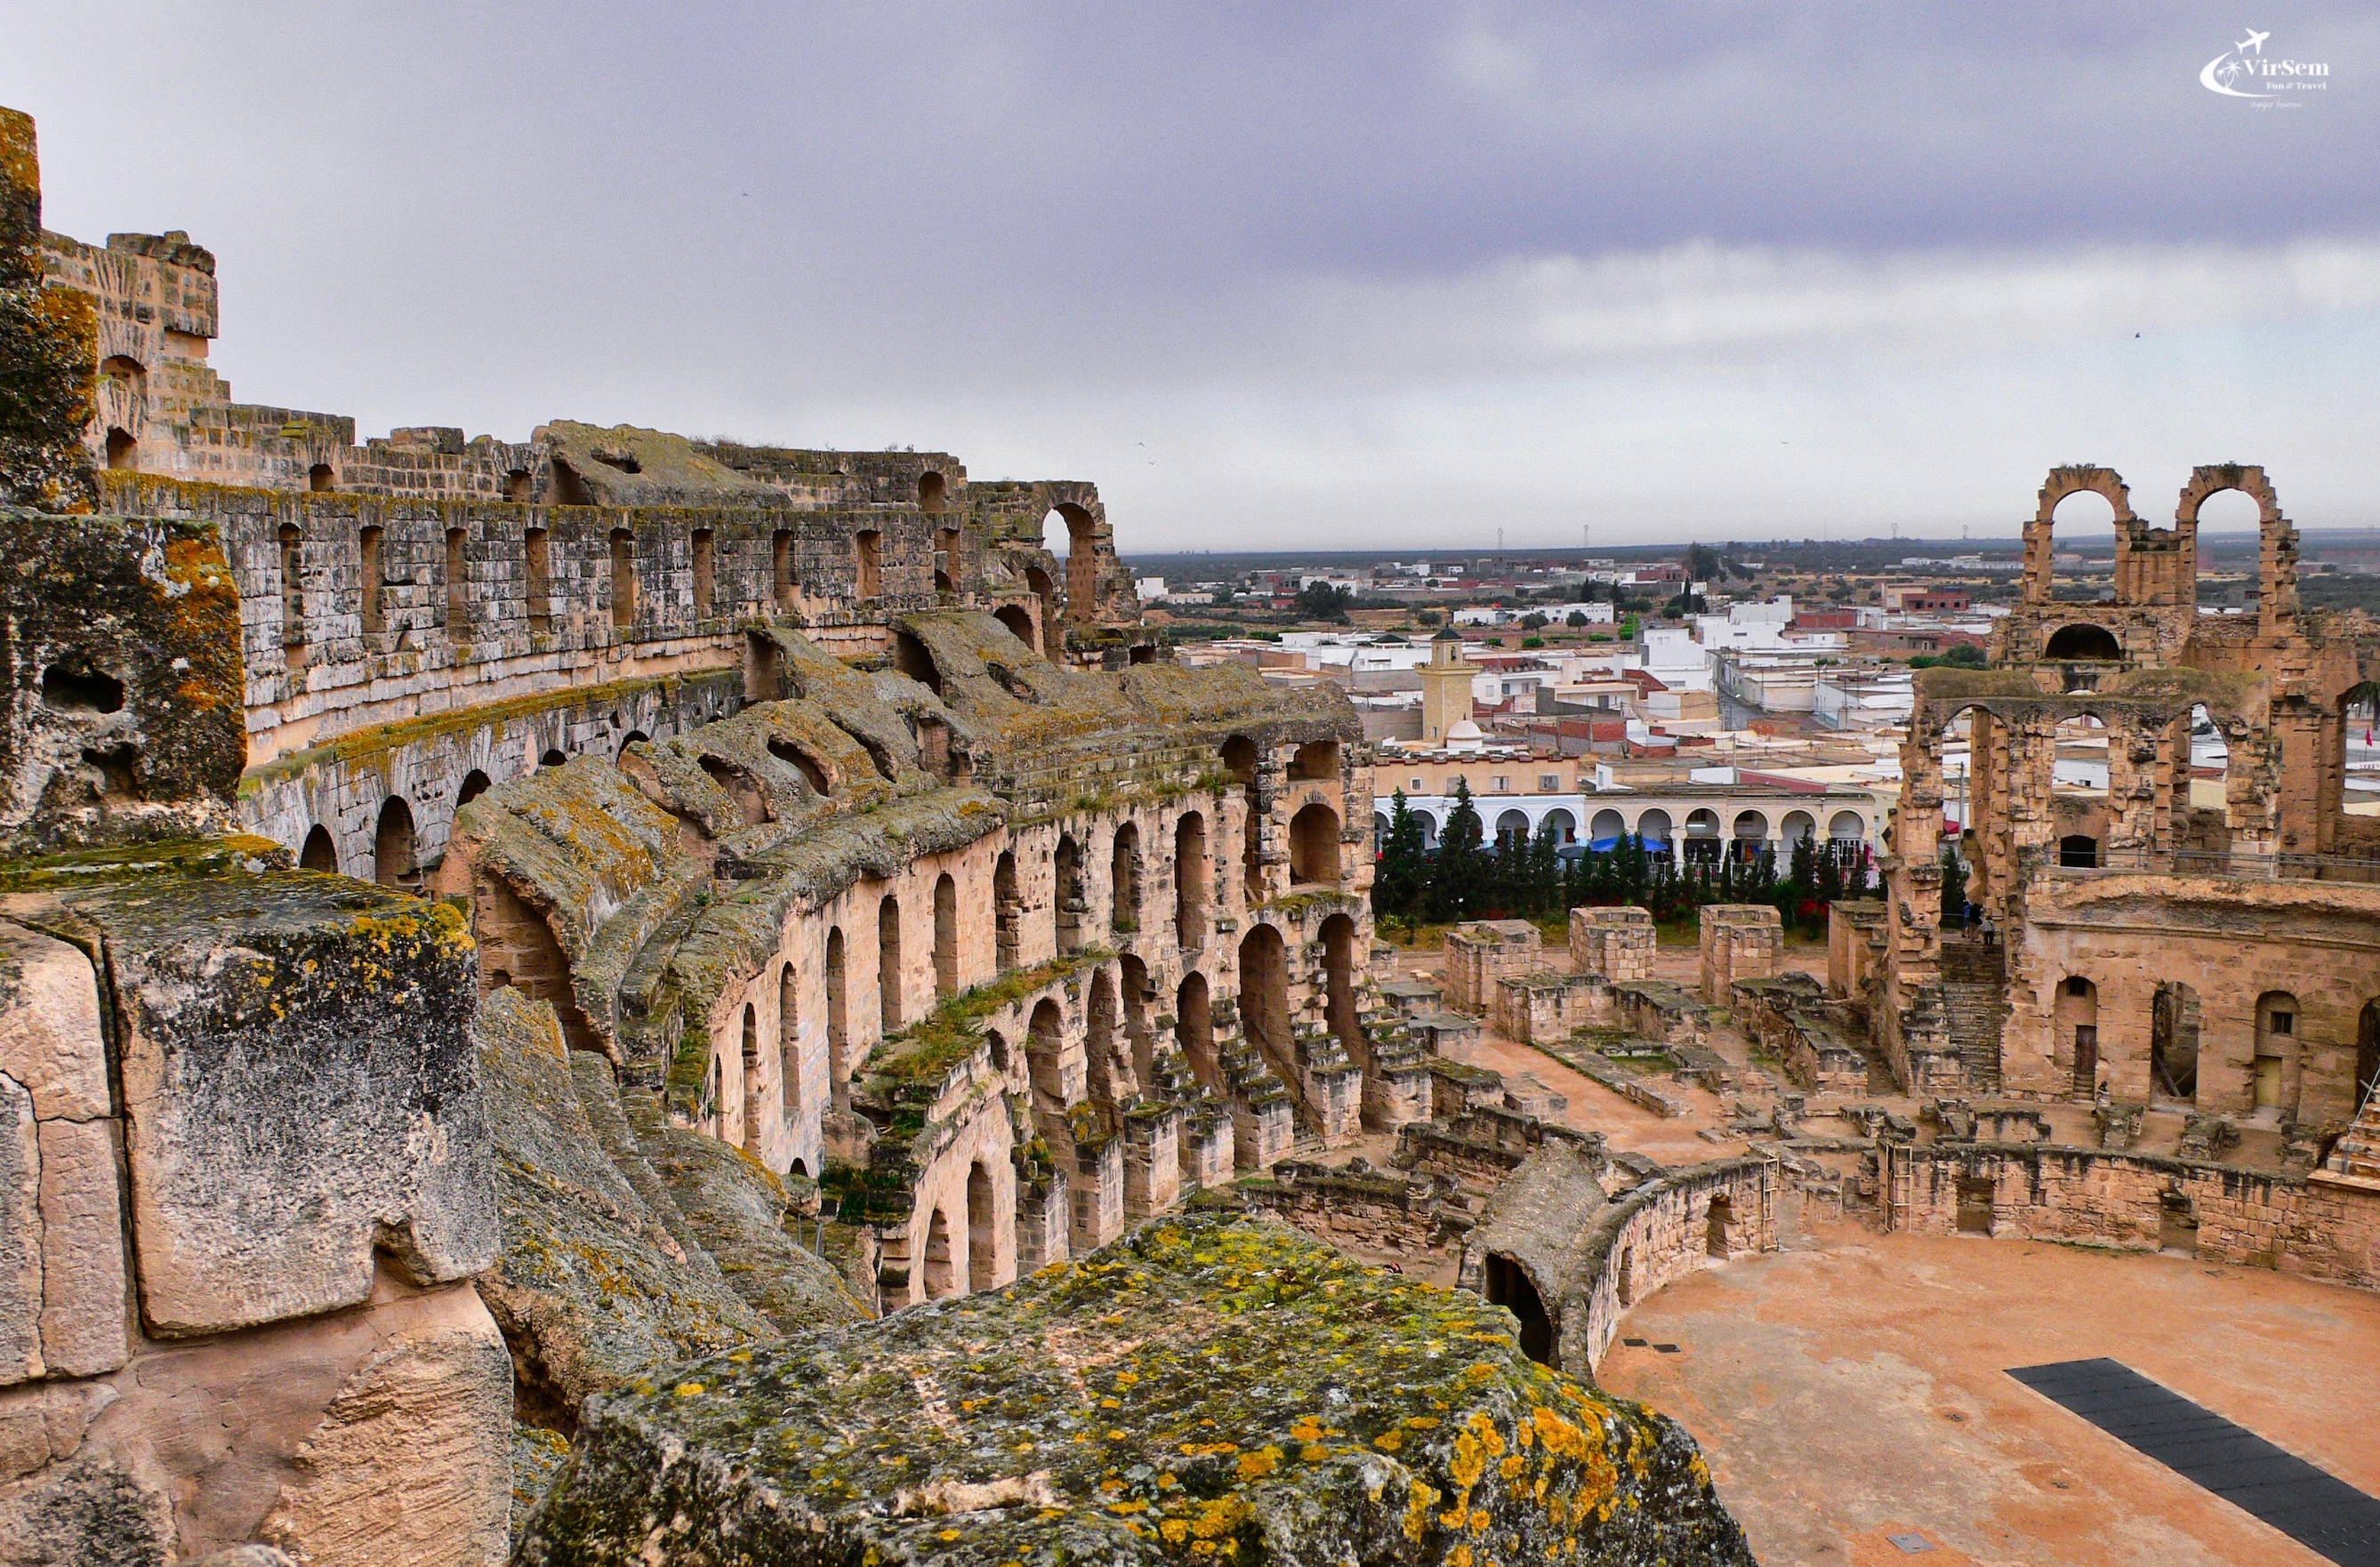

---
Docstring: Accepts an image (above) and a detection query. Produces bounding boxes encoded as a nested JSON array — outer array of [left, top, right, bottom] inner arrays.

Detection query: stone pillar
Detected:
[[1569, 904, 1654, 981], [1697, 905, 1781, 1006]]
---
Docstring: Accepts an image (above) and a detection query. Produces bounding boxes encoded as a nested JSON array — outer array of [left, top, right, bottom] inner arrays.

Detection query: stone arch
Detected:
[[1541, 807, 1577, 846], [608, 527, 637, 629], [374, 796, 418, 891], [615, 731, 647, 760], [933, 872, 959, 999], [539, 748, 568, 769], [740, 1003, 762, 1150], [456, 769, 492, 809], [2026, 465, 2135, 606], [1731, 809, 1769, 846], [1828, 810, 1863, 843], [2253, 991, 2300, 1117], [1482, 1252, 1554, 1365], [2058, 833, 2101, 868], [1320, 912, 1360, 1062], [1086, 966, 1122, 1103], [1635, 808, 1673, 848], [1706, 1193, 1733, 1258], [1493, 808, 1531, 849], [1289, 801, 1340, 883], [105, 427, 137, 470], [308, 462, 334, 493], [1110, 821, 1143, 930], [1174, 811, 1208, 948], [993, 850, 1020, 971], [966, 1161, 996, 1294], [1177, 971, 1217, 1089], [1781, 810, 1815, 849], [2154, 981, 2200, 1102], [825, 926, 849, 1111], [921, 1207, 957, 1300], [1287, 740, 1340, 781], [919, 470, 948, 512], [995, 603, 1036, 648], [878, 894, 904, 1033], [892, 629, 943, 695], [358, 524, 387, 633], [300, 824, 339, 874], [699, 755, 771, 827], [1590, 807, 1627, 845], [984, 1027, 1011, 1075], [766, 735, 832, 797], [2056, 976, 2100, 1096], [1683, 808, 1721, 864], [2043, 623, 2123, 662], [778, 963, 801, 1125], [1238, 924, 1289, 1055], [1221, 735, 1263, 903]]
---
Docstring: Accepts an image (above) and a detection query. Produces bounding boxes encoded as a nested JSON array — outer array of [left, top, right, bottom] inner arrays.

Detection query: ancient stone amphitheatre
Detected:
[[3, 98, 2376, 1567]]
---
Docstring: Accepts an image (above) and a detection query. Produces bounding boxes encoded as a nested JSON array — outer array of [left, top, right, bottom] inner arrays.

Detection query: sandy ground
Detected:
[[1596, 1219, 2380, 1567]]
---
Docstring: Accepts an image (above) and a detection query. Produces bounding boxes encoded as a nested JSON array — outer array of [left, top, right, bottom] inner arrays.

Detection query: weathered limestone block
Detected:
[[519, 1212, 1755, 1567], [0, 1074, 38, 1382], [1697, 903, 1781, 1007], [0, 925, 109, 1121], [35, 1117, 127, 1378], [59, 877, 496, 1336], [1442, 919, 1541, 1017], [255, 1282, 511, 1567], [0, 1452, 175, 1567], [1570, 904, 1655, 983]]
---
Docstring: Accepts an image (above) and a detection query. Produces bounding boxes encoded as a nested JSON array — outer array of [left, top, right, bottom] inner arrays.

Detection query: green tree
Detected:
[[1294, 581, 1353, 623], [1372, 792, 1427, 924], [1428, 779, 1487, 922], [1939, 845, 1969, 924]]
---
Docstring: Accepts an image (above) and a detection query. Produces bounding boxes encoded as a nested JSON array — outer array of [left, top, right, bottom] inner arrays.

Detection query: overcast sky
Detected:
[[8, 3, 2377, 550]]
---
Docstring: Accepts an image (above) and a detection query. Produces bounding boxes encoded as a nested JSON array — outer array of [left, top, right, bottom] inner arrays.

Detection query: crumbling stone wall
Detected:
[[1697, 904, 1781, 1007], [1571, 904, 1655, 981], [1559, 1158, 1782, 1378]]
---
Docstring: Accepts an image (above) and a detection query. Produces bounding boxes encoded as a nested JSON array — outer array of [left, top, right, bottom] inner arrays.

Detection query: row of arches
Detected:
[[2052, 974, 2380, 1122], [1382, 800, 1869, 854]]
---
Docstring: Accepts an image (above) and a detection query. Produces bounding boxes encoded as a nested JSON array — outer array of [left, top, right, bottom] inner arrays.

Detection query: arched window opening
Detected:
[[308, 462, 334, 493], [2153, 981, 2199, 1103], [919, 470, 948, 512], [1222, 735, 1263, 904], [1177, 971, 1217, 1091], [1541, 807, 1577, 847], [933, 873, 959, 998], [771, 528, 797, 608], [1047, 503, 1098, 621], [105, 428, 137, 470], [1482, 1253, 1554, 1365], [691, 527, 716, 614], [616, 730, 647, 759], [2058, 833, 2100, 869], [374, 796, 417, 892], [2048, 488, 2120, 604], [445, 527, 470, 643], [2254, 992, 2299, 1117], [358, 525, 386, 634], [934, 526, 960, 596], [608, 528, 637, 629], [854, 530, 882, 599], [779, 963, 801, 1126], [892, 630, 942, 695], [921, 1207, 957, 1301], [524, 527, 552, 636], [966, 1162, 996, 1294], [1683, 808, 1722, 865], [1174, 812, 1208, 948], [1636, 808, 1674, 852], [2057, 976, 2100, 1096], [1590, 808, 1627, 847], [984, 1027, 1011, 1075], [994, 851, 1021, 972], [698, 755, 770, 827], [1085, 968, 1122, 1108], [503, 468, 532, 502], [1321, 912, 1359, 1061], [101, 354, 145, 392], [767, 736, 830, 797], [825, 927, 849, 1112], [1289, 803, 1340, 885], [1238, 924, 1289, 1055], [740, 1003, 762, 1152], [1827, 810, 1863, 845], [1287, 741, 1339, 781], [1707, 1194, 1733, 1258], [278, 524, 306, 650], [995, 604, 1035, 649], [539, 748, 568, 768], [1054, 835, 1083, 953], [2043, 623, 2123, 662], [455, 769, 492, 809], [2192, 487, 2261, 607], [547, 458, 592, 506], [1494, 808, 1530, 851], [1119, 952, 1154, 1081], [878, 895, 904, 1033], [1110, 823, 1142, 931], [1780, 811, 1815, 850], [1732, 810, 1769, 853], [300, 825, 338, 874]]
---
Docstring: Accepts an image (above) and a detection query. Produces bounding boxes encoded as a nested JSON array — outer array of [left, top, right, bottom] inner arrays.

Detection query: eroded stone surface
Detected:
[[519, 1211, 1753, 1566]]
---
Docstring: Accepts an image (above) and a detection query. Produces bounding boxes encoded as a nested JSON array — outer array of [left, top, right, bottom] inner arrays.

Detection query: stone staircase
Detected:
[[1938, 936, 2007, 1093], [2321, 1083, 2380, 1186]]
